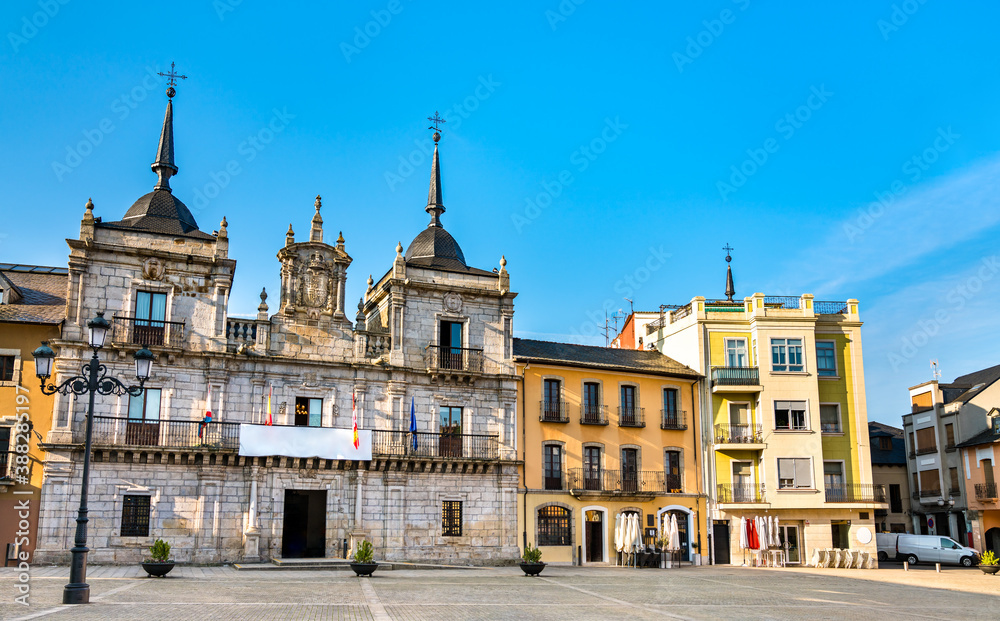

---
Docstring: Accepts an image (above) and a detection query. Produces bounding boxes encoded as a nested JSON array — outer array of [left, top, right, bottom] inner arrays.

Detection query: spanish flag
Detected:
[[352, 392, 359, 449], [266, 384, 273, 426]]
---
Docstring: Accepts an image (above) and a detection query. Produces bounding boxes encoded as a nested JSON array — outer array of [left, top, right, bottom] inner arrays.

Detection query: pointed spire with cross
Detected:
[[157, 61, 188, 98], [724, 244, 736, 302], [425, 111, 446, 226]]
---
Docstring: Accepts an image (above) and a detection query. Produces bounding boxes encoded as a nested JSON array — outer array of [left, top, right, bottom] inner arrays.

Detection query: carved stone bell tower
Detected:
[[276, 195, 352, 325]]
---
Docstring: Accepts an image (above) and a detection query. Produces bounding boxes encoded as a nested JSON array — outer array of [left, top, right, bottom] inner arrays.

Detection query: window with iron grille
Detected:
[[442, 501, 462, 537], [536, 505, 571, 546], [121, 495, 151, 537], [0, 356, 14, 382]]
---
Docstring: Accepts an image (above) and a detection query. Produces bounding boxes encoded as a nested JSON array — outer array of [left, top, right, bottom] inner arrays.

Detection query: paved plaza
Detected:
[[1, 563, 998, 621]]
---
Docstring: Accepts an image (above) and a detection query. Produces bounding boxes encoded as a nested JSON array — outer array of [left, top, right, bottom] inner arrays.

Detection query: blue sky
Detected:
[[2, 1, 999, 425]]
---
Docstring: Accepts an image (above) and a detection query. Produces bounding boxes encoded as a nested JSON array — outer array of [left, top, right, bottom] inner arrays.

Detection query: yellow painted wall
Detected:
[[0, 321, 61, 558], [817, 333, 861, 483]]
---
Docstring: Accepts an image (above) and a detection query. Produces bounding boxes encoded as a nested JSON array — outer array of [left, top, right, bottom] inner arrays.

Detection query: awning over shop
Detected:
[[239, 424, 373, 460]]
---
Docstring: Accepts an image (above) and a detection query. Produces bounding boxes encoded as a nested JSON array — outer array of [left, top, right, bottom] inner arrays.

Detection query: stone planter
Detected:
[[980, 565, 999, 575], [520, 562, 545, 577], [351, 562, 378, 577], [141, 561, 175, 578]]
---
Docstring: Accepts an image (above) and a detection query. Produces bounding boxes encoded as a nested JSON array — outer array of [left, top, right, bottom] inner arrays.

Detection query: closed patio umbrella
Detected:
[[669, 513, 681, 551], [738, 516, 747, 550]]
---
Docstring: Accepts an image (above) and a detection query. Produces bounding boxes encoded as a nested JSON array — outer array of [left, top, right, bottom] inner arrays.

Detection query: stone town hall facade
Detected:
[[34, 91, 520, 564]]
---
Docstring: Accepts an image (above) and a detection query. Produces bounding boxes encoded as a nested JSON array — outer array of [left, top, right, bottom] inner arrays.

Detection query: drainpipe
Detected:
[[521, 362, 529, 551], [691, 380, 704, 565]]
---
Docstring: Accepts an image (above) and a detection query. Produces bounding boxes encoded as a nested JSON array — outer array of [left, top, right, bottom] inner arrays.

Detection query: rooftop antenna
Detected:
[[931, 359, 941, 381], [624, 297, 634, 315], [600, 310, 611, 347]]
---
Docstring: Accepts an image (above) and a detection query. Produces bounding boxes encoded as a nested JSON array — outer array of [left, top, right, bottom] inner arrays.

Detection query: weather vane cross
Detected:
[[427, 111, 446, 132], [723, 243, 734, 261], [157, 62, 188, 98]]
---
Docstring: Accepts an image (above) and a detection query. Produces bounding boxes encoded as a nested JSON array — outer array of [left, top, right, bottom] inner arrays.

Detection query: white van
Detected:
[[876, 533, 898, 561], [896, 534, 979, 567]]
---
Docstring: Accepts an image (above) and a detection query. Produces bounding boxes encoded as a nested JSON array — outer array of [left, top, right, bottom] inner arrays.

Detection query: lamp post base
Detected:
[[63, 583, 90, 604]]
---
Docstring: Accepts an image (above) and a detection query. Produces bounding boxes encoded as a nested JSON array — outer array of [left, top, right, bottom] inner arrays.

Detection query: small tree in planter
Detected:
[[141, 539, 175, 578], [979, 550, 998, 575], [520, 542, 545, 576], [350, 540, 378, 576]]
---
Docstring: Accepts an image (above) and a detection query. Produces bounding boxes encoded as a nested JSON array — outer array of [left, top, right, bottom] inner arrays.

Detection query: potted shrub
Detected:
[[519, 542, 545, 576], [979, 550, 999, 575], [141, 538, 175, 578], [350, 539, 378, 577]]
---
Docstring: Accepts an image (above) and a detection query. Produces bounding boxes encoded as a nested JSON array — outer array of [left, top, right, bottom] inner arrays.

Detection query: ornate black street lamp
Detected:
[[32, 311, 154, 605]]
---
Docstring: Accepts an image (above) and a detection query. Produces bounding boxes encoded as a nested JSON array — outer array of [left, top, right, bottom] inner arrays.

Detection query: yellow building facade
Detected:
[[514, 338, 706, 565], [0, 264, 66, 562], [647, 293, 884, 565]]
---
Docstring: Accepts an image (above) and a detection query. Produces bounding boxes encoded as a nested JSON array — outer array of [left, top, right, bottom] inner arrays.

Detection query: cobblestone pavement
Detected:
[[0, 564, 997, 621]]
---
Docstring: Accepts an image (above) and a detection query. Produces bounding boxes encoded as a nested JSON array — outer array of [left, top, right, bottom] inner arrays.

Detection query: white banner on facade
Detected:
[[239, 424, 373, 460]]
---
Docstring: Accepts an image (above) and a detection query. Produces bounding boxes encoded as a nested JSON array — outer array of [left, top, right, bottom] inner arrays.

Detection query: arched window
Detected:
[[537, 506, 571, 546]]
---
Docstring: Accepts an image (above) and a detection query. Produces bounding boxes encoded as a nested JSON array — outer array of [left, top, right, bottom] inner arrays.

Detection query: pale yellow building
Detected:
[[645, 293, 884, 565], [514, 338, 706, 565]]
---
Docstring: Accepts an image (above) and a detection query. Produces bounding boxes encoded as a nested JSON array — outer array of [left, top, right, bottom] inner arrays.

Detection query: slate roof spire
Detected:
[[151, 96, 178, 191], [724, 243, 736, 302], [426, 132, 444, 227]]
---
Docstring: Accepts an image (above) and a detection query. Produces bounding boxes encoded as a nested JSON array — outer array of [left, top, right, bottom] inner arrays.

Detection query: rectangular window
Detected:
[[619, 385, 639, 426], [442, 501, 462, 537], [582, 382, 601, 423], [878, 436, 892, 451], [128, 388, 162, 422], [583, 446, 601, 490], [775, 401, 808, 430], [665, 450, 681, 492], [823, 461, 844, 489], [503, 318, 511, 359], [537, 506, 571, 546], [663, 388, 678, 416], [0, 356, 14, 381], [777, 458, 812, 489], [945, 423, 955, 448], [439, 321, 463, 369], [440, 406, 462, 434], [949, 467, 960, 494], [816, 341, 837, 377], [915, 427, 936, 453], [620, 385, 636, 411], [889, 483, 902, 513], [294, 397, 322, 427], [820, 404, 841, 433], [919, 469, 940, 494], [121, 494, 151, 537], [771, 338, 804, 372], [908, 431, 915, 454], [543, 379, 561, 418], [134, 291, 168, 346], [543, 445, 562, 490], [621, 448, 638, 492], [725, 338, 747, 367]]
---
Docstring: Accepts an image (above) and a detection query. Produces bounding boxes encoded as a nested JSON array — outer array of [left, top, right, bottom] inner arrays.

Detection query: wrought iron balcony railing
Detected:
[[711, 366, 760, 386], [919, 488, 942, 498], [717, 483, 766, 503], [618, 406, 645, 428], [580, 404, 609, 425], [825, 484, 887, 503], [567, 469, 677, 494], [715, 423, 763, 444], [539, 400, 569, 423], [975, 482, 998, 501], [426, 345, 484, 373], [111, 315, 185, 348], [371, 429, 499, 460], [0, 451, 15, 480], [661, 409, 687, 430], [78, 416, 241, 450], [814, 301, 849, 315]]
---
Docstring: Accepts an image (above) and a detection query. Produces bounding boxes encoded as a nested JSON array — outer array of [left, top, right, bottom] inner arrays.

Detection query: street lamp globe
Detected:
[[87, 312, 111, 349], [32, 341, 55, 379], [134, 347, 154, 380]]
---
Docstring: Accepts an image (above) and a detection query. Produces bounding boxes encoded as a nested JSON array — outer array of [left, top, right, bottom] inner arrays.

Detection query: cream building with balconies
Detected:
[[645, 292, 882, 565]]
